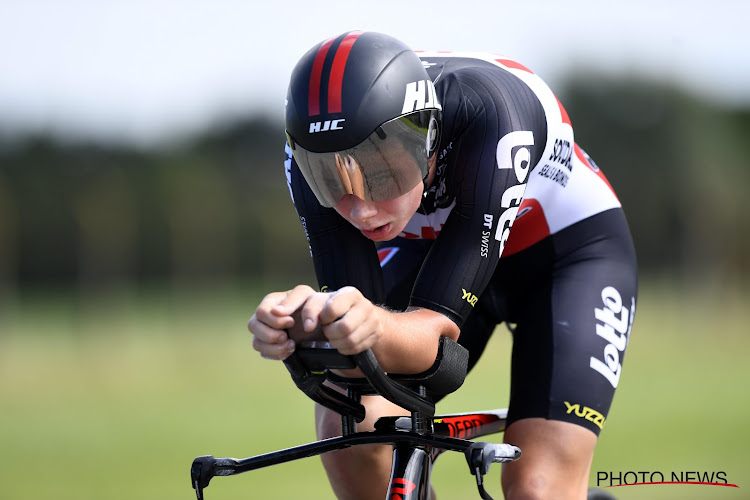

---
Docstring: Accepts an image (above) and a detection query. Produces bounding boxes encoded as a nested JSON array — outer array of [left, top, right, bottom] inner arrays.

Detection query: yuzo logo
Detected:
[[564, 401, 605, 430], [461, 289, 478, 307]]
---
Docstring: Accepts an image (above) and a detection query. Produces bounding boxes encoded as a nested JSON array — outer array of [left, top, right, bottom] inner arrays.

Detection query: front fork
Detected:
[[388, 445, 432, 500]]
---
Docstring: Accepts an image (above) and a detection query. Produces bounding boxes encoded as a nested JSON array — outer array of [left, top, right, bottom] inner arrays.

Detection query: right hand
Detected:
[[248, 285, 322, 360]]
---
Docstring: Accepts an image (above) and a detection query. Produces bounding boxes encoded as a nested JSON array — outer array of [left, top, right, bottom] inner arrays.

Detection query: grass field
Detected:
[[1, 282, 748, 499]]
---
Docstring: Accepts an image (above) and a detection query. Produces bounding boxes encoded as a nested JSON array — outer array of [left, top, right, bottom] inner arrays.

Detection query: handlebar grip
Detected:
[[488, 443, 522, 463], [283, 351, 367, 422], [354, 349, 435, 416]]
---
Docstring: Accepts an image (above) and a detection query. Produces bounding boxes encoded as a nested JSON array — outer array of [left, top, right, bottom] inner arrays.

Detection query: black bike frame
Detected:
[[191, 339, 520, 500], [191, 409, 510, 500]]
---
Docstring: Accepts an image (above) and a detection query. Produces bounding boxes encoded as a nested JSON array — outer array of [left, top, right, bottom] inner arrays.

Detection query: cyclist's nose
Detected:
[[348, 195, 378, 223]]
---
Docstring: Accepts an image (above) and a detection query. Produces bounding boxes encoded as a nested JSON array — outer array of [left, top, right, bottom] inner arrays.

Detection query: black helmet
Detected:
[[285, 31, 441, 208]]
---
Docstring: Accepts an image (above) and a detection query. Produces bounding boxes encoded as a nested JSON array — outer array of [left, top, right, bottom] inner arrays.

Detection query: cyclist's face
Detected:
[[334, 181, 423, 242]]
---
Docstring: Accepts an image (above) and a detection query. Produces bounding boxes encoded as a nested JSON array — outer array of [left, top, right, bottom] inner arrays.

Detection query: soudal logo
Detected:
[[309, 119, 345, 133], [402, 79, 442, 114], [494, 130, 535, 257]]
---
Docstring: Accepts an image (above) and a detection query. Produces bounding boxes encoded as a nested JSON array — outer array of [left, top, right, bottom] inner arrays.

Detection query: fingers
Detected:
[[248, 312, 288, 345], [270, 284, 317, 318], [248, 285, 315, 361], [318, 286, 360, 325], [299, 292, 331, 332], [249, 285, 380, 360], [320, 288, 382, 355]]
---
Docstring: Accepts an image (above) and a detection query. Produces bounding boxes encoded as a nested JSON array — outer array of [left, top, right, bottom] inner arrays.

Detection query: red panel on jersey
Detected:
[[399, 225, 443, 239], [574, 143, 619, 201], [496, 59, 534, 74], [502, 198, 550, 257], [377, 247, 399, 267], [555, 95, 572, 126]]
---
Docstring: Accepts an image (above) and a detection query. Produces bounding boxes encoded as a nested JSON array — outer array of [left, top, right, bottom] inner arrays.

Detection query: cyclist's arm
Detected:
[[409, 69, 548, 328], [284, 143, 385, 302], [263, 284, 459, 374]]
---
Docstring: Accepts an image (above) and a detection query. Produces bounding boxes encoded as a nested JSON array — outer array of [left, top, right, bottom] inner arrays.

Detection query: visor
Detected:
[[287, 109, 439, 208]]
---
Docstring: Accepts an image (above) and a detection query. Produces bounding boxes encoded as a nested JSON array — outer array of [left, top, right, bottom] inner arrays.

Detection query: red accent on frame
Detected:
[[327, 31, 364, 114], [308, 37, 335, 116], [388, 478, 417, 496]]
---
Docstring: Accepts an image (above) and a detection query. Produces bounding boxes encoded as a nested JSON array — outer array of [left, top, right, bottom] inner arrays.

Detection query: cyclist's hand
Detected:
[[300, 286, 383, 355], [248, 285, 318, 360]]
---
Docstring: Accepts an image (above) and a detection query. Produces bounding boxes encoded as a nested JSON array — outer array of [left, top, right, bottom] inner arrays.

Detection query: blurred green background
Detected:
[[2, 75, 748, 500], [2, 3, 750, 498]]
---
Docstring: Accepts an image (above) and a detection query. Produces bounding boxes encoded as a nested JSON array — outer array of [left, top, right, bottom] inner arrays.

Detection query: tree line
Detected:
[[0, 77, 748, 294]]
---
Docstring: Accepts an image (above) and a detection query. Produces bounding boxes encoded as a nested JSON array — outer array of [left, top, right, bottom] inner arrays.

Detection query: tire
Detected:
[[587, 488, 618, 500]]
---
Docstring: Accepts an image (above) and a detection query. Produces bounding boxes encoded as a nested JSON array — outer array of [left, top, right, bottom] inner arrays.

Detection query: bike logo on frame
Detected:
[[388, 477, 417, 499]]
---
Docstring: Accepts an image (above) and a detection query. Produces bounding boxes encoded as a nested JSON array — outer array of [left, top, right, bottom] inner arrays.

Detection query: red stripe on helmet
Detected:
[[308, 37, 336, 116], [327, 31, 364, 114]]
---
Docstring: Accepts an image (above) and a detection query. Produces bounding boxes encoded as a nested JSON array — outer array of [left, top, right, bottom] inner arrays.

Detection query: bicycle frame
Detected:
[[190, 339, 520, 500]]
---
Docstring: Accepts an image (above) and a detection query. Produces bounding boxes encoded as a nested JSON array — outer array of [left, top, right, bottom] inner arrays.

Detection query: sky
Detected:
[[1, 0, 748, 145]]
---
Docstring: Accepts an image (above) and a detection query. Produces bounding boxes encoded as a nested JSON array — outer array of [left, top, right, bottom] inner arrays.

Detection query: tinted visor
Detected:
[[287, 109, 439, 208]]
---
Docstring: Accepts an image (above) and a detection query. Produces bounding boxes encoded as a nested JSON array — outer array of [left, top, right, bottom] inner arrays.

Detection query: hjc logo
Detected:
[[462, 289, 478, 307], [309, 119, 345, 133], [402, 80, 442, 114], [494, 130, 534, 257], [590, 286, 634, 388]]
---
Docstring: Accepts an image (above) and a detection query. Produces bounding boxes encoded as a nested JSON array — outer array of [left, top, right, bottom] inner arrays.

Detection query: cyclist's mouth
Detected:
[[361, 224, 390, 240]]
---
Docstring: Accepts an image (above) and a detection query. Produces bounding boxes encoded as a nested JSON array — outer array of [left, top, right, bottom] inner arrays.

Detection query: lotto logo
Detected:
[[494, 130, 534, 257], [590, 286, 635, 388]]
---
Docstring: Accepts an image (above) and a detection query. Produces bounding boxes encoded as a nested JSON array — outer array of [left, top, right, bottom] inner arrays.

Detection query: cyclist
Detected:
[[249, 31, 637, 500]]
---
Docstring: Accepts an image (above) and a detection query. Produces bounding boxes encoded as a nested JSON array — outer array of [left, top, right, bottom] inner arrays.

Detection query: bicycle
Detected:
[[190, 336, 617, 499]]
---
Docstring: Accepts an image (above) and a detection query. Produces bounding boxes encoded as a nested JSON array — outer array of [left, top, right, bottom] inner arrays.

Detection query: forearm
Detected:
[[372, 306, 460, 374]]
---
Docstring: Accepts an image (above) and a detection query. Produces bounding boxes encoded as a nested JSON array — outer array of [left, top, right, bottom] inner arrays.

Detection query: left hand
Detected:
[[300, 286, 384, 355]]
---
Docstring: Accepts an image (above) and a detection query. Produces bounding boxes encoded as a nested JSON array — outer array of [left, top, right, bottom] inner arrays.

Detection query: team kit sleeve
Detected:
[[284, 142, 386, 303], [409, 69, 548, 327]]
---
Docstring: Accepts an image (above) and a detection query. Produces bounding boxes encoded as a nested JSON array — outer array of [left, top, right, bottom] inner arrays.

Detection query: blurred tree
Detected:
[[0, 79, 747, 294]]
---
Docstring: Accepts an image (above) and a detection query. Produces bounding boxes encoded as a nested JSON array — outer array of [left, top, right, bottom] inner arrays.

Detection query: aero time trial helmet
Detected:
[[285, 31, 441, 208]]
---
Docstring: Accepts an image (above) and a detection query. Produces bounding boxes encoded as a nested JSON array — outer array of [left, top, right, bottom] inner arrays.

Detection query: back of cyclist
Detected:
[[250, 31, 637, 500]]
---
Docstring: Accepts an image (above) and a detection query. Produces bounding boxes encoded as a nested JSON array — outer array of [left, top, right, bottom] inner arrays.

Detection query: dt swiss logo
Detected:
[[309, 119, 345, 133]]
